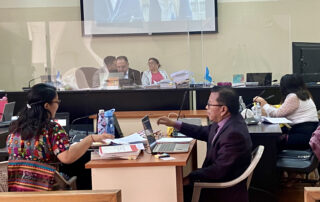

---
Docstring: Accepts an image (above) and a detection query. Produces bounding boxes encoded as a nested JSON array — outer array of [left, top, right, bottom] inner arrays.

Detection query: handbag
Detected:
[[309, 125, 320, 160]]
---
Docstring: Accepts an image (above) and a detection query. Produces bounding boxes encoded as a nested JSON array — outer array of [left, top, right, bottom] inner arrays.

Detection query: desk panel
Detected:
[[86, 141, 196, 202], [4, 89, 191, 123], [248, 124, 282, 193]]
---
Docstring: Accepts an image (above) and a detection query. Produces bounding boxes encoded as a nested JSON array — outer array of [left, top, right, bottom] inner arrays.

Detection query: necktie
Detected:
[[211, 125, 220, 146]]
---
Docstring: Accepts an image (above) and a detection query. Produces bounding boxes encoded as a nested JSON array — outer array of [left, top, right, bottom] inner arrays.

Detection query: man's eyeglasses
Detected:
[[51, 100, 61, 105], [207, 103, 223, 107]]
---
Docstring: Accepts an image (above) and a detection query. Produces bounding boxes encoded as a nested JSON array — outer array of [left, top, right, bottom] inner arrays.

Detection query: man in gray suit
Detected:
[[116, 56, 141, 85], [157, 86, 252, 202]]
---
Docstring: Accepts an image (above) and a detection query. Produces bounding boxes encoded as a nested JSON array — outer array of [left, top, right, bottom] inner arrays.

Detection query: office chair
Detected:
[[75, 67, 99, 89], [277, 150, 319, 184], [191, 145, 264, 202], [53, 170, 77, 190]]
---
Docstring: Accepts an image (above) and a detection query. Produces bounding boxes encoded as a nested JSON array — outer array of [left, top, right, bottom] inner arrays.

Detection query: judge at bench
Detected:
[[157, 86, 252, 202], [116, 56, 142, 85]]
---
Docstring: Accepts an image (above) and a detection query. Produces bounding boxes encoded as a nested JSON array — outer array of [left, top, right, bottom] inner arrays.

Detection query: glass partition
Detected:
[[1, 0, 320, 111]]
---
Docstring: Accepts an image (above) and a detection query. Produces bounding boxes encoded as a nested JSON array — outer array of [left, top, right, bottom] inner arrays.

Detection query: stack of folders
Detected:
[[95, 144, 143, 160]]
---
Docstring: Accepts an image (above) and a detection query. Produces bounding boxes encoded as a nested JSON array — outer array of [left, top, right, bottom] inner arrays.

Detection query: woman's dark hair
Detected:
[[211, 86, 239, 115], [148, 57, 161, 68], [280, 74, 311, 102], [9, 83, 57, 140]]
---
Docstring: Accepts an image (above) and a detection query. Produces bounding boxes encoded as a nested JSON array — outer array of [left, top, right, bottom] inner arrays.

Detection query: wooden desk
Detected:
[[90, 110, 207, 133], [90, 110, 207, 168], [0, 190, 121, 202], [305, 187, 320, 202], [248, 124, 282, 193], [85, 140, 197, 202]]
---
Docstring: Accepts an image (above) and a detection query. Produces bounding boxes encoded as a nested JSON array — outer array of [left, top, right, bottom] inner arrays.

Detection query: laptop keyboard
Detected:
[[156, 143, 176, 152]]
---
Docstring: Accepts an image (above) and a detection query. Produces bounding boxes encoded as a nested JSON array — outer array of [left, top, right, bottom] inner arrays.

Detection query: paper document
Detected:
[[108, 133, 147, 145], [100, 144, 138, 154], [262, 117, 292, 124], [157, 137, 193, 143]]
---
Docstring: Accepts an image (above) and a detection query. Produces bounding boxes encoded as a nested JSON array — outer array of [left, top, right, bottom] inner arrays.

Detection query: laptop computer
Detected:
[[142, 115, 189, 154], [0, 102, 15, 127], [246, 73, 272, 86], [54, 112, 70, 133]]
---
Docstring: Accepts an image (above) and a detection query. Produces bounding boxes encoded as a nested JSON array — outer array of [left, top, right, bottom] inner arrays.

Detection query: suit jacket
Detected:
[[127, 68, 142, 85], [94, 0, 143, 23], [180, 113, 252, 202]]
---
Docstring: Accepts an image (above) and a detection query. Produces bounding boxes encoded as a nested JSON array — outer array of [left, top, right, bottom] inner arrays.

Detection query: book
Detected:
[[262, 117, 292, 124], [97, 144, 143, 160]]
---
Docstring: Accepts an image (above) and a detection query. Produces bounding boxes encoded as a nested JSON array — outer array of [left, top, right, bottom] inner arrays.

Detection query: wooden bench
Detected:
[[0, 190, 121, 202], [304, 187, 320, 202]]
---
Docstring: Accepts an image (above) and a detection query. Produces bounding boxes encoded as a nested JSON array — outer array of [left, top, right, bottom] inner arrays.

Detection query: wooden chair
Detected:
[[0, 190, 121, 202], [191, 145, 264, 202]]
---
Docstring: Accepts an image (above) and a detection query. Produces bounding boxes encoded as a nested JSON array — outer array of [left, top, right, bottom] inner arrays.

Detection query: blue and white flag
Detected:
[[204, 66, 212, 82]]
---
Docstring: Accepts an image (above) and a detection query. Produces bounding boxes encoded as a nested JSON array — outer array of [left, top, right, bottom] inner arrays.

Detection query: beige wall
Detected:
[[0, 0, 320, 90]]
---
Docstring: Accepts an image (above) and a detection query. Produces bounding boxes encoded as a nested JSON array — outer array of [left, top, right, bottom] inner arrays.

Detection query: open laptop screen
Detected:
[[246, 73, 272, 86], [141, 116, 156, 146], [54, 112, 70, 133], [1, 102, 15, 122]]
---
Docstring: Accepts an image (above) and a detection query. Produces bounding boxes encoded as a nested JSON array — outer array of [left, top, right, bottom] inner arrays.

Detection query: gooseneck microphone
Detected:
[[246, 94, 275, 109], [26, 76, 41, 88], [177, 90, 188, 121], [69, 114, 92, 142]]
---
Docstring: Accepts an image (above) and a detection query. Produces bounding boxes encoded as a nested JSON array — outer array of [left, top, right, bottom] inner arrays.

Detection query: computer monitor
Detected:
[[1, 102, 15, 122], [246, 73, 272, 86], [292, 42, 320, 83], [54, 112, 70, 133]]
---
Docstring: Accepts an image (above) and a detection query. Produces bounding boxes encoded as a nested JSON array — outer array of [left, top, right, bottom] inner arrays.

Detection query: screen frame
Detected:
[[80, 0, 218, 37], [292, 42, 320, 83]]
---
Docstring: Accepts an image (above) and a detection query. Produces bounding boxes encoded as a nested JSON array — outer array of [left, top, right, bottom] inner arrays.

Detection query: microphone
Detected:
[[71, 115, 91, 126], [243, 94, 275, 125], [172, 90, 188, 137], [246, 94, 275, 109], [69, 114, 92, 142], [177, 90, 188, 121], [264, 95, 275, 101], [23, 76, 41, 90]]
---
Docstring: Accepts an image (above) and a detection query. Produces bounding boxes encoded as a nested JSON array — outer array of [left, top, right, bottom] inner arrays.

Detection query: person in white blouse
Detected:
[[141, 58, 169, 86], [254, 74, 319, 150]]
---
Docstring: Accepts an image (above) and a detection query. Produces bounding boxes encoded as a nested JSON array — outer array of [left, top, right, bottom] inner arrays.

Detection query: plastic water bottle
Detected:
[[256, 102, 262, 124], [239, 96, 246, 112], [105, 109, 115, 136], [97, 109, 106, 134]]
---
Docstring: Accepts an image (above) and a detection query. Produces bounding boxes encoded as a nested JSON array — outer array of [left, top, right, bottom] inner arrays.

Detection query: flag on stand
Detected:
[[204, 66, 212, 82]]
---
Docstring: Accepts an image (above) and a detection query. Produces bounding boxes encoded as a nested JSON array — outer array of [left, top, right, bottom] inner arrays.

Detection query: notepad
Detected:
[[262, 117, 292, 124]]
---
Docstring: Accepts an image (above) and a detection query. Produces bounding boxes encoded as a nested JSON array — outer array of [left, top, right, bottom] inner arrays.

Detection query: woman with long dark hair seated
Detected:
[[254, 74, 319, 150], [7, 83, 113, 191]]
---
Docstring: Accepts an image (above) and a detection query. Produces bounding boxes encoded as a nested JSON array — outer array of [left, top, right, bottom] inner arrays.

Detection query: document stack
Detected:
[[97, 144, 142, 160]]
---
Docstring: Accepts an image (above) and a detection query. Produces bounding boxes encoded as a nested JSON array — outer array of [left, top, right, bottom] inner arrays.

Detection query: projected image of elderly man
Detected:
[[94, 0, 143, 23]]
